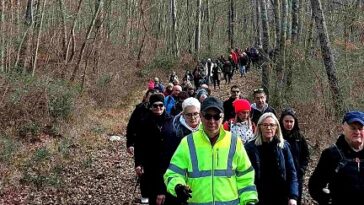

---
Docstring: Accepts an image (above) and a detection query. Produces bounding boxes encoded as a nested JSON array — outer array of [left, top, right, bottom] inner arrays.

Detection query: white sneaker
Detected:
[[140, 197, 149, 204]]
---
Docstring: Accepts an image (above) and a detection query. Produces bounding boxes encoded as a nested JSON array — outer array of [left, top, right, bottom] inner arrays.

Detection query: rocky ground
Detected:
[[1, 70, 320, 204]]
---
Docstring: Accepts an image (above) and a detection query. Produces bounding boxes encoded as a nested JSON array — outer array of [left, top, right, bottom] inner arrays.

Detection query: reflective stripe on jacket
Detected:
[[164, 125, 258, 205]]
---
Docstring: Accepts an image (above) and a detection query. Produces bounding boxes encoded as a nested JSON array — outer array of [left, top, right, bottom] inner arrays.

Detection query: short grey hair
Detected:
[[254, 112, 284, 148], [182, 97, 201, 112]]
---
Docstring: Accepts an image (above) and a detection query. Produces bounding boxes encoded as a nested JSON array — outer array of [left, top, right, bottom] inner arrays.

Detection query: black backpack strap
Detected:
[[332, 144, 348, 173]]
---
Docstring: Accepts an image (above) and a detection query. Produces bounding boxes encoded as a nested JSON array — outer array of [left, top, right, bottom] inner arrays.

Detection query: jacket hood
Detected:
[[279, 108, 300, 136]]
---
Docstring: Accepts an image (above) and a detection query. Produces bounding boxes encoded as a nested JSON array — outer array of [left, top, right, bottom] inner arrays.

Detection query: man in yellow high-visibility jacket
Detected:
[[164, 96, 258, 205]]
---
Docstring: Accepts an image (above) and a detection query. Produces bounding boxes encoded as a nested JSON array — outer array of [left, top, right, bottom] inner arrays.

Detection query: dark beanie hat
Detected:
[[149, 93, 165, 107]]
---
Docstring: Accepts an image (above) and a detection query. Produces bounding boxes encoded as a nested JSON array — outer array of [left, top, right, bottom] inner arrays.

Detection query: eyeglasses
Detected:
[[231, 90, 240, 93], [253, 88, 264, 93], [260, 123, 277, 129], [152, 103, 164, 108], [203, 113, 222, 121], [184, 112, 200, 118]]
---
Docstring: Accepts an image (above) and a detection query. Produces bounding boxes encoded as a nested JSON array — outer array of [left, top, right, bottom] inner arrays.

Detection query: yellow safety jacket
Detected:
[[164, 125, 258, 205]]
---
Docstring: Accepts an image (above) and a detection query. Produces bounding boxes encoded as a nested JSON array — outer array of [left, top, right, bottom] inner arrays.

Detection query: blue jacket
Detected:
[[164, 95, 176, 115], [245, 139, 299, 205]]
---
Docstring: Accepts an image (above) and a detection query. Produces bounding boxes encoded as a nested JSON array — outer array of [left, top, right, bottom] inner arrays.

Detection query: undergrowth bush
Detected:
[[0, 134, 19, 164], [139, 55, 177, 77], [0, 72, 77, 138]]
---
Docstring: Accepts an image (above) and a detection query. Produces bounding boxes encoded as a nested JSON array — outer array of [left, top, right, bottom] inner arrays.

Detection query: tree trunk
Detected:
[[62, 0, 83, 78], [0, 0, 4, 72], [297, 0, 303, 42], [18, 0, 34, 72], [273, 0, 281, 48], [25, 0, 33, 25], [70, 0, 102, 82], [255, 0, 262, 46], [273, 0, 288, 108], [195, 0, 201, 61], [260, 0, 270, 94], [310, 0, 343, 116], [206, 0, 212, 54], [186, 0, 193, 54], [228, 0, 235, 48], [32, 0, 47, 76], [171, 0, 179, 57], [58, 0, 68, 60], [291, 0, 299, 42]]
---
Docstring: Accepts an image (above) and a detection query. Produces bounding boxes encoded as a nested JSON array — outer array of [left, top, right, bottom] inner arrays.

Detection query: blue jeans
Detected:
[[239, 65, 246, 76]]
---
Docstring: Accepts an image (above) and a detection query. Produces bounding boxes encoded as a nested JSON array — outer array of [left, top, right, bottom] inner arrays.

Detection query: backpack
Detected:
[[332, 144, 363, 174]]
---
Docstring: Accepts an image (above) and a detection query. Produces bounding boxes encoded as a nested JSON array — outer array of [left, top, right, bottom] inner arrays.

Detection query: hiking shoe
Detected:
[[141, 197, 149, 204]]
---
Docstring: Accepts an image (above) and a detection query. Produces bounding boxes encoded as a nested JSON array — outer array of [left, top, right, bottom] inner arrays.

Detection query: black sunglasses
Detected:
[[231, 90, 240, 93], [152, 103, 164, 108], [203, 113, 222, 121]]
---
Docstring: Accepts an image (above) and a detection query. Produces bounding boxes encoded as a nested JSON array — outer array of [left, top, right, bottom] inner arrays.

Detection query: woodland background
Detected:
[[0, 0, 363, 204]]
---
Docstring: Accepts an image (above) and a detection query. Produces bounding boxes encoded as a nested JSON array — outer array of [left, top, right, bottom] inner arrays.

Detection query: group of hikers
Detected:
[[126, 65, 364, 205], [167, 47, 262, 90]]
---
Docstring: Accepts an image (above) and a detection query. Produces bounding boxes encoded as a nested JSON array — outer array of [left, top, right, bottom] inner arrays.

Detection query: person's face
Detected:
[[254, 93, 266, 108], [199, 94, 208, 103], [259, 117, 278, 142], [150, 101, 165, 115], [283, 115, 295, 131], [231, 88, 240, 99], [201, 108, 223, 136], [172, 87, 182, 97], [342, 122, 364, 150], [237, 110, 250, 121], [183, 106, 200, 128], [188, 88, 194, 95]]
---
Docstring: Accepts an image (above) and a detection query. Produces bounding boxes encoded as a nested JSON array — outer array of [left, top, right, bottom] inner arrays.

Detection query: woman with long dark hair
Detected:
[[279, 108, 310, 205]]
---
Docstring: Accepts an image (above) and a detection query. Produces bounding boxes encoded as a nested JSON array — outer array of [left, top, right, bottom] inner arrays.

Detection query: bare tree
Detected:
[[32, 0, 47, 76], [206, 0, 212, 54], [171, 0, 179, 57], [260, 0, 271, 93], [273, 0, 281, 48], [291, 0, 299, 42], [195, 0, 201, 60], [228, 0, 235, 48], [255, 0, 262, 46], [272, 0, 288, 108], [70, 0, 103, 82], [310, 0, 343, 115], [58, 0, 68, 60], [0, 0, 4, 72]]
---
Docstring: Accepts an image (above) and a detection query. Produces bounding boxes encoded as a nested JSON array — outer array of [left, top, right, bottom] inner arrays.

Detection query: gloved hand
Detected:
[[175, 184, 192, 203]]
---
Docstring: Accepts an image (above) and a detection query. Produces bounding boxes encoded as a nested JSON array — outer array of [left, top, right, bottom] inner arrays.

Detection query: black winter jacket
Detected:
[[134, 111, 179, 196], [309, 135, 364, 205], [126, 102, 149, 148], [223, 97, 238, 122]]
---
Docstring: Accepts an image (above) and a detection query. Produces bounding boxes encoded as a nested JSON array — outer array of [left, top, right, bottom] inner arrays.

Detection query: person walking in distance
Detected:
[[250, 88, 276, 126], [223, 85, 241, 122]]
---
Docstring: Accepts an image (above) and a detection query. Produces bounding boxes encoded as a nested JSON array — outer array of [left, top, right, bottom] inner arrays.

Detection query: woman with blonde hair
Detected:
[[245, 112, 299, 205]]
